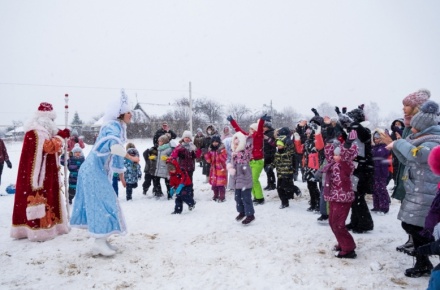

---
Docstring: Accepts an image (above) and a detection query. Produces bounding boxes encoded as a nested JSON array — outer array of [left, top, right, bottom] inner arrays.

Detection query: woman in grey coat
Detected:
[[387, 101, 440, 278]]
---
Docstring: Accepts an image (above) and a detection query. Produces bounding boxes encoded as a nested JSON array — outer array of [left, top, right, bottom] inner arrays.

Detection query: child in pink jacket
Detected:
[[322, 130, 358, 259]]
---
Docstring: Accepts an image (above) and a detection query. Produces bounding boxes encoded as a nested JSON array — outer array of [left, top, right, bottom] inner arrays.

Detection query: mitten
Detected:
[[226, 115, 234, 122], [161, 155, 168, 161], [342, 107, 347, 114], [57, 128, 71, 139], [148, 155, 157, 160], [169, 188, 176, 197], [315, 125, 321, 135], [335, 106, 341, 115], [176, 184, 184, 196], [6, 160, 12, 169], [344, 130, 358, 148], [227, 163, 236, 176], [261, 114, 271, 122], [293, 132, 300, 141], [311, 108, 319, 116]]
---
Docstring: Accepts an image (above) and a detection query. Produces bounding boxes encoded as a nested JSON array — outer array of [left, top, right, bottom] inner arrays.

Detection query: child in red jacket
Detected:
[[167, 158, 195, 214]]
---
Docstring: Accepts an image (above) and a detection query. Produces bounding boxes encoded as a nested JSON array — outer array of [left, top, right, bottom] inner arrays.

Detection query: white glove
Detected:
[[315, 125, 321, 135], [110, 144, 126, 157], [293, 132, 300, 141]]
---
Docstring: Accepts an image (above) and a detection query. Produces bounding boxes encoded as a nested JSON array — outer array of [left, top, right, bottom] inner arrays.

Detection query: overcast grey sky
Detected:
[[1, 0, 439, 127]]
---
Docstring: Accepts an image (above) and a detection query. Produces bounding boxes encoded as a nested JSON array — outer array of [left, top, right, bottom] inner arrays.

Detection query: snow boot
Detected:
[[404, 255, 433, 278], [235, 213, 245, 221], [317, 214, 329, 222], [397, 235, 414, 253], [92, 238, 116, 256], [253, 198, 265, 205], [335, 250, 357, 259], [242, 215, 255, 225]]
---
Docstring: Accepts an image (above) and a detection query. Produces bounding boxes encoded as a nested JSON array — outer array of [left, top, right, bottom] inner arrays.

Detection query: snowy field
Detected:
[[0, 138, 433, 290]]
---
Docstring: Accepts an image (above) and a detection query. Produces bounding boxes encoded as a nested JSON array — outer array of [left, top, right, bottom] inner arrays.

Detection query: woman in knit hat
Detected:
[[381, 89, 431, 255], [386, 100, 440, 277]]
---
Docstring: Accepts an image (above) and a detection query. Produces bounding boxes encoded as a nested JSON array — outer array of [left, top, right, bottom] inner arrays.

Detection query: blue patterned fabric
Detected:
[[70, 120, 127, 238]]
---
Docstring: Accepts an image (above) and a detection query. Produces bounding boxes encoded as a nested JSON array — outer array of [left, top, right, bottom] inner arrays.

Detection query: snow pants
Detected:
[[235, 188, 255, 216], [250, 159, 264, 200], [329, 201, 356, 253]]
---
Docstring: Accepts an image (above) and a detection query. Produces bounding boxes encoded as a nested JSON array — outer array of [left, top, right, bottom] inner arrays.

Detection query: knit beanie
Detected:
[[127, 148, 139, 157], [410, 101, 439, 132], [249, 123, 258, 131], [181, 130, 192, 140], [211, 135, 221, 144], [158, 134, 170, 144], [402, 89, 431, 108], [72, 129, 79, 137], [72, 143, 83, 154], [276, 139, 285, 147], [263, 121, 273, 129]]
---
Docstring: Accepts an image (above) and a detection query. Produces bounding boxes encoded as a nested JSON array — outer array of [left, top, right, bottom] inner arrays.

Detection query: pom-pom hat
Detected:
[[181, 130, 193, 140], [72, 143, 83, 154], [402, 89, 431, 108], [410, 101, 439, 132]]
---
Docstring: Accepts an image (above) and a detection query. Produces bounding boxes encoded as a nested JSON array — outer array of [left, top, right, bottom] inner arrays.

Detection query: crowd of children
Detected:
[[57, 89, 440, 287]]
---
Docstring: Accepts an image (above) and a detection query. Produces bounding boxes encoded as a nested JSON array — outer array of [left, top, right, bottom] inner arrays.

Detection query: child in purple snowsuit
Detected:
[[371, 130, 391, 214]]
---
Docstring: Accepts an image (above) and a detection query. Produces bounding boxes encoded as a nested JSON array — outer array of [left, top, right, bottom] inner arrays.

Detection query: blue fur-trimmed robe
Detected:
[[70, 120, 127, 238]]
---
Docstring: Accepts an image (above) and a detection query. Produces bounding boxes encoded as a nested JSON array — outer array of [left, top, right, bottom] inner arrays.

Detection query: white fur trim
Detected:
[[30, 129, 51, 190], [26, 204, 46, 220], [110, 144, 127, 157], [231, 132, 246, 152], [34, 110, 57, 120]]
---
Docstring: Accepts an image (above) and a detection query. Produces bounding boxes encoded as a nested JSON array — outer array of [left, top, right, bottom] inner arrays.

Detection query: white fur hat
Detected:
[[181, 130, 192, 140], [103, 89, 132, 122]]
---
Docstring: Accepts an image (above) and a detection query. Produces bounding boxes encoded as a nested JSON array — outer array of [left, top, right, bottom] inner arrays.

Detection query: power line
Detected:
[[0, 82, 188, 93]]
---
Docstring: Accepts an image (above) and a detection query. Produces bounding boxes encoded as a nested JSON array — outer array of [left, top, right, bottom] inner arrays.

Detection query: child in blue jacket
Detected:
[[124, 144, 142, 201], [61, 143, 85, 204]]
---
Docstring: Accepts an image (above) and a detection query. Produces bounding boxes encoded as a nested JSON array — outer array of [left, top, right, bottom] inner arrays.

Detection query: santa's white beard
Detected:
[[25, 116, 59, 136]]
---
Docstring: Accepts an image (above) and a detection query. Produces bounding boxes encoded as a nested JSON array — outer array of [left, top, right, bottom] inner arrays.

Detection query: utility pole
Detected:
[[189, 82, 193, 134], [270, 100, 273, 117]]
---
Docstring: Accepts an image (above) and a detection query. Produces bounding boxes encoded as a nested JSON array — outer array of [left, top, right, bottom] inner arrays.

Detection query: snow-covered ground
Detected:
[[0, 138, 432, 289]]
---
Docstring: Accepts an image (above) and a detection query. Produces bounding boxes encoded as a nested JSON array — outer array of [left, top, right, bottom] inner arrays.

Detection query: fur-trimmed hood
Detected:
[[231, 132, 247, 152]]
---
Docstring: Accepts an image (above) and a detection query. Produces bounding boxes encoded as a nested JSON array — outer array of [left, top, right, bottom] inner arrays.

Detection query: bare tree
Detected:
[[226, 103, 251, 124], [194, 98, 223, 124], [364, 102, 381, 129], [316, 102, 338, 118]]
